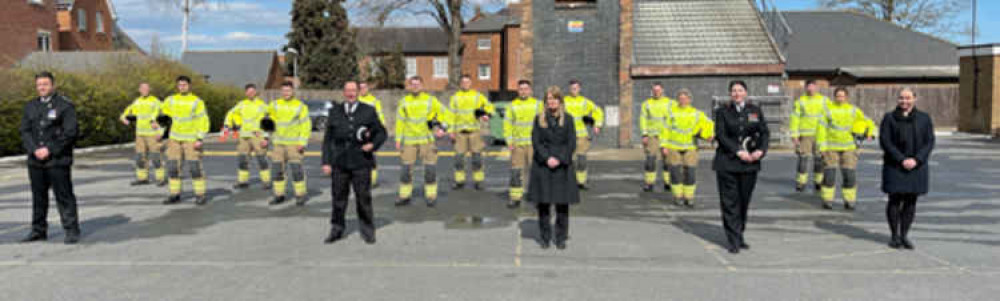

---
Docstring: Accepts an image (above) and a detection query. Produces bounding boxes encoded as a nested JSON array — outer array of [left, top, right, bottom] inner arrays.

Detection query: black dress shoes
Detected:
[[363, 236, 376, 245], [728, 247, 740, 254], [64, 229, 80, 245], [20, 232, 47, 243], [740, 242, 750, 250], [900, 237, 915, 250], [555, 241, 567, 250], [324, 231, 343, 244], [539, 240, 550, 249]]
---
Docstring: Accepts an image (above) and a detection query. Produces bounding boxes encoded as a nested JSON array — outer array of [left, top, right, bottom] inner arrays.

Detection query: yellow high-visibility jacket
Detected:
[[395, 92, 453, 145], [162, 93, 209, 142], [564, 95, 604, 138], [449, 89, 495, 132], [267, 98, 311, 146], [817, 101, 877, 152], [661, 104, 714, 150], [640, 96, 673, 137], [789, 94, 830, 138], [503, 97, 541, 146], [120, 95, 163, 137], [223, 97, 269, 135], [359, 93, 385, 124]]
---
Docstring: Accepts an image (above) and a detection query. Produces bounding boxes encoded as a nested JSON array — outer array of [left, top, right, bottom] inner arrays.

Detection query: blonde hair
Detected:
[[539, 86, 565, 128]]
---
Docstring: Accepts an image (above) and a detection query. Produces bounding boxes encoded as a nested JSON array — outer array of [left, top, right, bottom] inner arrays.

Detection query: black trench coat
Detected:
[[879, 107, 935, 195], [528, 113, 581, 205]]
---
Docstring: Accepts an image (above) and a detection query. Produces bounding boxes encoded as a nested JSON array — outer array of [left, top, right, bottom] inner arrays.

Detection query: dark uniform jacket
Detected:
[[20, 93, 79, 168], [879, 108, 934, 195], [322, 101, 387, 171], [712, 102, 770, 173], [528, 112, 581, 205]]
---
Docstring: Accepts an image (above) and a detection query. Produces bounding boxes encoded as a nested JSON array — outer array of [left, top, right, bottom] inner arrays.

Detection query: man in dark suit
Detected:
[[19, 71, 81, 244], [322, 80, 387, 244], [712, 80, 770, 254]]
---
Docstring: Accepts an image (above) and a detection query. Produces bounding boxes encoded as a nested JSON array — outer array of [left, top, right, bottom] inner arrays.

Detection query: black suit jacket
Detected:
[[322, 101, 387, 171], [20, 93, 79, 168], [712, 102, 770, 173]]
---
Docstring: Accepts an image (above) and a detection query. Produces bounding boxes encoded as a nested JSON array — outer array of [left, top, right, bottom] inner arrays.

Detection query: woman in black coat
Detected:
[[712, 80, 770, 254], [528, 86, 580, 250], [879, 88, 935, 250]]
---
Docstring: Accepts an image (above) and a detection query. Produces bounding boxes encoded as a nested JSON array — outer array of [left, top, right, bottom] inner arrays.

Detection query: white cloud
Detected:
[[222, 31, 285, 42]]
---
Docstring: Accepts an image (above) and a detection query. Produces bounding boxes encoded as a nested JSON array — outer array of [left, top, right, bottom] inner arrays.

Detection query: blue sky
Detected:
[[115, 0, 997, 54]]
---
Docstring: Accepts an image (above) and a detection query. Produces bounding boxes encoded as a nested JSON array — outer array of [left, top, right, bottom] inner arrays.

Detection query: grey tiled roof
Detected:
[[464, 12, 520, 33], [838, 65, 958, 79], [181, 50, 277, 88], [633, 0, 783, 66], [783, 11, 957, 73], [355, 27, 449, 54]]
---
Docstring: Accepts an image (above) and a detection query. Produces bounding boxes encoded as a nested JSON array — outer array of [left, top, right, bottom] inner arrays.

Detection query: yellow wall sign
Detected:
[[568, 21, 584, 33]]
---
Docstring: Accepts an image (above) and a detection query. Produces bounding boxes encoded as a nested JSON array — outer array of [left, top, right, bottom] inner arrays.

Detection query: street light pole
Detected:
[[286, 47, 300, 93]]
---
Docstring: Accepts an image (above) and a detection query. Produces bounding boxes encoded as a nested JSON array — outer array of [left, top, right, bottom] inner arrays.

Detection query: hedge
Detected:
[[0, 58, 242, 157]]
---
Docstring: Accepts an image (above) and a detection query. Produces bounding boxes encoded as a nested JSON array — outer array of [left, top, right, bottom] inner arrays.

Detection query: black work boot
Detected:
[[163, 195, 181, 205], [130, 180, 150, 186], [269, 196, 287, 205]]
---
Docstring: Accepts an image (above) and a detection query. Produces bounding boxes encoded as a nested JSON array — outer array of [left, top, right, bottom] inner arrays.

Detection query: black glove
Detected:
[[427, 120, 442, 130], [125, 115, 137, 123], [582, 116, 596, 127], [474, 109, 488, 119]]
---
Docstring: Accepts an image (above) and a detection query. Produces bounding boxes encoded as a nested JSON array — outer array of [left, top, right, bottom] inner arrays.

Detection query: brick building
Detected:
[[0, 0, 61, 66], [1, 0, 124, 67], [356, 27, 452, 91]]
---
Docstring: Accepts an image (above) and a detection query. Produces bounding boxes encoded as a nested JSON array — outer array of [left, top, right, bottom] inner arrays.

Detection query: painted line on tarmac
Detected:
[[515, 216, 523, 268], [0, 259, 988, 276], [745, 249, 896, 267], [201, 151, 512, 158]]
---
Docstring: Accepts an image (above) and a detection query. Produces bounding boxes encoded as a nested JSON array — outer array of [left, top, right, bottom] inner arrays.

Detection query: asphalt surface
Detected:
[[0, 133, 998, 300]]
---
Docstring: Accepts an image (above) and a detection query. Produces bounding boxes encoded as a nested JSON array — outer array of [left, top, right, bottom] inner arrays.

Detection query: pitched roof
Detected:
[[633, 0, 783, 66], [838, 65, 958, 79], [464, 10, 520, 33], [18, 51, 148, 72], [355, 27, 449, 55], [181, 50, 277, 88], [783, 11, 957, 73]]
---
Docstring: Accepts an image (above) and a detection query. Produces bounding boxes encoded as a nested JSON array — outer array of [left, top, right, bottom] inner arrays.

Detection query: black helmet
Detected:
[[260, 117, 276, 132]]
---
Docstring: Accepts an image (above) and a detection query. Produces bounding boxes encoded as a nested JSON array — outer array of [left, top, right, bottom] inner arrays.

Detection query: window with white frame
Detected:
[[37, 31, 52, 52], [433, 57, 448, 79], [28, 0, 45, 5], [405, 58, 417, 78], [478, 64, 491, 80], [96, 11, 105, 33], [477, 38, 491, 50], [77, 8, 87, 32]]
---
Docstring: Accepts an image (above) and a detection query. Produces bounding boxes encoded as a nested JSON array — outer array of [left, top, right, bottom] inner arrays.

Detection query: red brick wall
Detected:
[[460, 33, 502, 91], [0, 1, 60, 66], [57, 0, 114, 51]]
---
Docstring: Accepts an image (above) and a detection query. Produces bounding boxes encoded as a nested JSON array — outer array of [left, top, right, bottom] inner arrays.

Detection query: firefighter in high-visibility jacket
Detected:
[[639, 83, 674, 192], [161, 76, 210, 205], [449, 75, 495, 190], [504, 80, 541, 208], [790, 80, 829, 192], [660, 89, 714, 207], [359, 82, 384, 187], [816, 88, 876, 210], [264, 82, 312, 206], [120, 82, 166, 187], [395, 76, 453, 207], [563, 80, 604, 189], [223, 84, 271, 190]]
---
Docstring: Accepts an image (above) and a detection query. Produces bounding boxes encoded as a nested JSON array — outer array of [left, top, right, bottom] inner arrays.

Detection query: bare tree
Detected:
[[151, 0, 227, 54], [818, 0, 969, 39], [350, 0, 501, 88]]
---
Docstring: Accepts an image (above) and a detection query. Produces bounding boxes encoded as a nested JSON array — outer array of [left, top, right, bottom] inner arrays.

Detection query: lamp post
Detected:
[[286, 47, 300, 92]]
